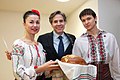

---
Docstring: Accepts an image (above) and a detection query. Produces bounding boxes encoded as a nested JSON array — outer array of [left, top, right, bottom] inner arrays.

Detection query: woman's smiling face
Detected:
[[24, 14, 40, 35]]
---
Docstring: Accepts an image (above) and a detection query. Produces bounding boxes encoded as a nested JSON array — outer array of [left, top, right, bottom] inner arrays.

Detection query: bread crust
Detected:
[[61, 55, 87, 65]]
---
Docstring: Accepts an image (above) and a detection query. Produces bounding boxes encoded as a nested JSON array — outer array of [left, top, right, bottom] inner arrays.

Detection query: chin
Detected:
[[56, 31, 64, 35], [31, 32, 38, 35], [87, 28, 93, 31]]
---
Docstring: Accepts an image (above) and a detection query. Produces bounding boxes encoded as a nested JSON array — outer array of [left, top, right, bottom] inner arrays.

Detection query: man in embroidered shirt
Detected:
[[72, 8, 120, 80]]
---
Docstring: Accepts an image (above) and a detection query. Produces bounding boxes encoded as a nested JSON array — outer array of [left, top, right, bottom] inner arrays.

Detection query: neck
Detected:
[[87, 27, 100, 38], [22, 33, 37, 45], [54, 31, 64, 36], [24, 33, 35, 41]]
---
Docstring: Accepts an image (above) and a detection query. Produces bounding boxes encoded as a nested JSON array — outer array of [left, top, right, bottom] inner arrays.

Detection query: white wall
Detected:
[[36, 13, 53, 39], [98, 0, 120, 47], [0, 11, 23, 80], [66, 0, 98, 38]]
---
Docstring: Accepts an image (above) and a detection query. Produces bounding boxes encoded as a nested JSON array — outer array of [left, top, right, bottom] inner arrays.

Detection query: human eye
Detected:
[[82, 19, 85, 22], [87, 17, 91, 20], [29, 20, 34, 24], [59, 20, 63, 23], [36, 21, 40, 24], [53, 20, 58, 23]]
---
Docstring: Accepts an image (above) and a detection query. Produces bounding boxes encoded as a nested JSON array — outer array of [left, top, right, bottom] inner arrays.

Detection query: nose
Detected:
[[33, 23, 37, 26], [85, 20, 88, 24], [57, 21, 61, 25]]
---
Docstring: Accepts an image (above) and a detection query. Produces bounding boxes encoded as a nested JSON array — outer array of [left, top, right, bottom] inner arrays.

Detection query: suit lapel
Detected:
[[48, 32, 58, 54], [64, 32, 73, 53], [64, 33, 73, 45]]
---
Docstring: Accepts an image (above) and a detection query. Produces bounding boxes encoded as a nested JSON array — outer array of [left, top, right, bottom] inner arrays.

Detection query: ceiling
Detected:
[[0, 0, 87, 15]]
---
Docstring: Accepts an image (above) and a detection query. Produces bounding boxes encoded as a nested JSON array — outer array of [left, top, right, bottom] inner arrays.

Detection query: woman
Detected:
[[11, 9, 59, 80]]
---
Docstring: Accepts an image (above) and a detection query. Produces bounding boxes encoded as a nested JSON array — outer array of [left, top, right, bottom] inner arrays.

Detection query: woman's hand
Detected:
[[5, 51, 12, 60], [35, 60, 60, 73], [43, 60, 60, 71]]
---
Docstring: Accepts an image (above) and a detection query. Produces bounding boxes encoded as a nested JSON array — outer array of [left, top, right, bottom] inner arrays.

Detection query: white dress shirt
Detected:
[[53, 31, 70, 53]]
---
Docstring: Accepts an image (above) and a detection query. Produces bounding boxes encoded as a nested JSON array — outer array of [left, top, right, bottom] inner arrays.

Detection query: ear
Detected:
[[64, 21, 66, 25], [95, 16, 97, 22], [23, 22, 25, 26]]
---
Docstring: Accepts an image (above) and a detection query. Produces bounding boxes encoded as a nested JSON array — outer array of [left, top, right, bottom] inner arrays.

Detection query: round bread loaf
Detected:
[[61, 54, 87, 65]]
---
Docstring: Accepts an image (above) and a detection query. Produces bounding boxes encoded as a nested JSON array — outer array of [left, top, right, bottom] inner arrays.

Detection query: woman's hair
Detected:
[[23, 9, 40, 23], [49, 11, 66, 24], [79, 8, 96, 20]]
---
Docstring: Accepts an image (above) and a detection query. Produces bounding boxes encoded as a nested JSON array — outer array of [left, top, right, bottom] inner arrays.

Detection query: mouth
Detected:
[[57, 26, 64, 30], [31, 28, 39, 32], [85, 24, 90, 28]]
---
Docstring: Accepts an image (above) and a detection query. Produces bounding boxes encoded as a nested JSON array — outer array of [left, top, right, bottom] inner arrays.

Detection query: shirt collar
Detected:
[[53, 31, 65, 39], [81, 29, 106, 37]]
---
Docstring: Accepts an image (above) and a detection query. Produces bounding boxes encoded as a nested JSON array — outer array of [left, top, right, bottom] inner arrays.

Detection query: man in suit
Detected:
[[37, 11, 76, 61], [37, 11, 76, 80]]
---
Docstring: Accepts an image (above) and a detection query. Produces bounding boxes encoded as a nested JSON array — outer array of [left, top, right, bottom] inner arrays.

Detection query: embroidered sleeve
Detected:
[[12, 44, 37, 80]]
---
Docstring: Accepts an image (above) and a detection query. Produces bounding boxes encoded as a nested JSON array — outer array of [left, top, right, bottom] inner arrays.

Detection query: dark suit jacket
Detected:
[[37, 32, 76, 61]]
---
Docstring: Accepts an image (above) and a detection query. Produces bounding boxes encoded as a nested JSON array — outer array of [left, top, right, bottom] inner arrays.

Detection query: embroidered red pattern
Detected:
[[34, 45, 40, 57], [87, 31, 106, 63]]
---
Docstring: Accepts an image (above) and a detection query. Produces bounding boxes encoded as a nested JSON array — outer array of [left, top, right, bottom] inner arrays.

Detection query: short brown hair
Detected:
[[79, 8, 96, 20], [49, 11, 66, 24]]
